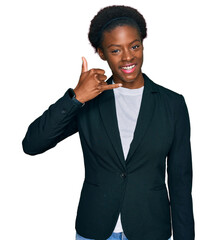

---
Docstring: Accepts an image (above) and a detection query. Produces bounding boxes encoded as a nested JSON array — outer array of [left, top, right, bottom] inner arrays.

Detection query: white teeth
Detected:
[[122, 65, 135, 70]]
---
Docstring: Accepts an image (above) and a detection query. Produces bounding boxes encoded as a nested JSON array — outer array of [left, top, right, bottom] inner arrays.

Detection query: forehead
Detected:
[[102, 25, 141, 46]]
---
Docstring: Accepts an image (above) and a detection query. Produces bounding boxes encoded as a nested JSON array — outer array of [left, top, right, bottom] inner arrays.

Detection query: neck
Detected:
[[113, 72, 144, 89]]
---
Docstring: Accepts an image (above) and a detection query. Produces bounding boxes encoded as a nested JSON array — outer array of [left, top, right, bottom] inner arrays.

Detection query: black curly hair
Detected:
[[88, 5, 147, 52]]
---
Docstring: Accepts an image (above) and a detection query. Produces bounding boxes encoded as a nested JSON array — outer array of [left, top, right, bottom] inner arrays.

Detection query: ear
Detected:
[[97, 48, 106, 61]]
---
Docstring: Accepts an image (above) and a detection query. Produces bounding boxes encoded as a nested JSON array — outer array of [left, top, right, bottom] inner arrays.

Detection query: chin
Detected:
[[122, 78, 136, 83], [122, 72, 141, 81]]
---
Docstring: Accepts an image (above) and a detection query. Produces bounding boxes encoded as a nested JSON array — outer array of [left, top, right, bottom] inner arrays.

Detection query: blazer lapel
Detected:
[[125, 74, 159, 163], [98, 73, 159, 167], [98, 77, 126, 169]]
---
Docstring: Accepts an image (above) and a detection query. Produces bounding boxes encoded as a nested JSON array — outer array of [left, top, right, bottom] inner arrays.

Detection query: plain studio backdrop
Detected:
[[0, 0, 216, 239]]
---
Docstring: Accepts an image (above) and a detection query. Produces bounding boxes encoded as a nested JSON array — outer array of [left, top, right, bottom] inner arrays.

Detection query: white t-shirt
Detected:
[[112, 80, 144, 232]]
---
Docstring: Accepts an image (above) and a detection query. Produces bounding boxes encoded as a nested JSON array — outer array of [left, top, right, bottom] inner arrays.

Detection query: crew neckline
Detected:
[[112, 80, 144, 95]]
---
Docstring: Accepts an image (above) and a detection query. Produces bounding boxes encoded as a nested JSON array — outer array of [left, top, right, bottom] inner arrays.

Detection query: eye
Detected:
[[132, 44, 140, 50], [111, 49, 120, 54]]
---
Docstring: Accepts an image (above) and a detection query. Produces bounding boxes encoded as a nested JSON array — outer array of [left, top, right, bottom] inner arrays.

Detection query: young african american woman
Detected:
[[23, 5, 195, 240]]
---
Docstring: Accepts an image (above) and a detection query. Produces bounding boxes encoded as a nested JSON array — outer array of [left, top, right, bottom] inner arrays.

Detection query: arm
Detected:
[[167, 95, 195, 240], [22, 57, 122, 156], [22, 88, 83, 155]]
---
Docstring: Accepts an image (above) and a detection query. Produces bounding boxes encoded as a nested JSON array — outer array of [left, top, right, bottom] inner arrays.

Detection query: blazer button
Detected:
[[120, 173, 127, 179]]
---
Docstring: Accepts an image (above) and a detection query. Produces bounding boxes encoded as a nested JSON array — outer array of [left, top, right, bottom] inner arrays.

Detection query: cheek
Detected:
[[107, 57, 119, 68], [137, 51, 143, 62]]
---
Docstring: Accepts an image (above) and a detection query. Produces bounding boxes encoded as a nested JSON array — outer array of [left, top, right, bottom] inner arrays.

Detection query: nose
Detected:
[[122, 48, 134, 62]]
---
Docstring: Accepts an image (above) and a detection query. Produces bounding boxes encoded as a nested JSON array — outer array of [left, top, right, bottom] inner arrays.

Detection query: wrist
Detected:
[[73, 88, 86, 104], [69, 88, 85, 107]]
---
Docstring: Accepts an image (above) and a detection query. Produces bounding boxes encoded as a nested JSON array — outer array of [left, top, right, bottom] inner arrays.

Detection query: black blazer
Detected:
[[22, 73, 195, 240]]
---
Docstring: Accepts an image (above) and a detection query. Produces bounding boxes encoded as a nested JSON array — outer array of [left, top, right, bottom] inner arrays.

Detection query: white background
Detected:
[[0, 0, 216, 239]]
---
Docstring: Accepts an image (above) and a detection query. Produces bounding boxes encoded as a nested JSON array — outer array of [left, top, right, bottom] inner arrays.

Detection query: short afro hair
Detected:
[[88, 5, 147, 52]]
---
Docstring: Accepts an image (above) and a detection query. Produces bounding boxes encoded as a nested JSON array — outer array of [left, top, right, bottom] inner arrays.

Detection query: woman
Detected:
[[22, 5, 195, 240]]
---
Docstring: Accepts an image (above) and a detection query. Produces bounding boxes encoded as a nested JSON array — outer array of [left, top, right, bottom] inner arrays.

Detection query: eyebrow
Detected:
[[107, 39, 141, 49]]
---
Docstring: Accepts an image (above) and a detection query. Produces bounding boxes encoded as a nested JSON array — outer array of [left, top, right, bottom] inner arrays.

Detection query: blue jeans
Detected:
[[76, 232, 171, 240]]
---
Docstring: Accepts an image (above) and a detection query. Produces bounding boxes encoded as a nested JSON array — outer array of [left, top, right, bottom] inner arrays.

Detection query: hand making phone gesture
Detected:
[[73, 57, 122, 104]]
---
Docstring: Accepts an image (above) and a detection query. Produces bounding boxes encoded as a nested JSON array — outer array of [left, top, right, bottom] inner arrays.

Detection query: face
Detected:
[[97, 25, 144, 88]]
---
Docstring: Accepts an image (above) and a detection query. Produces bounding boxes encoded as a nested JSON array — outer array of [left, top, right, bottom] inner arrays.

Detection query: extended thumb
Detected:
[[81, 57, 88, 73]]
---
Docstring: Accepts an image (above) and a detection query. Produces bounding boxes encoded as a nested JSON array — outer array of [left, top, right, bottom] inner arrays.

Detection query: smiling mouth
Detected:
[[121, 64, 136, 70], [121, 64, 136, 73]]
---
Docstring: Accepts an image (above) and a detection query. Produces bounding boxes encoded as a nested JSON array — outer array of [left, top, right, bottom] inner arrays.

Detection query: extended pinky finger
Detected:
[[102, 83, 123, 91]]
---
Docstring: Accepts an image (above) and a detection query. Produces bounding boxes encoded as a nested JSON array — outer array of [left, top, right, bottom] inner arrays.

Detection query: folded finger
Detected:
[[91, 68, 105, 75], [96, 74, 107, 81]]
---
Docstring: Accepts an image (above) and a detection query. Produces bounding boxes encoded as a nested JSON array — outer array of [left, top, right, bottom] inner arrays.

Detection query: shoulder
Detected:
[[144, 73, 185, 105], [153, 80, 182, 98], [145, 75, 191, 130], [143, 73, 189, 122]]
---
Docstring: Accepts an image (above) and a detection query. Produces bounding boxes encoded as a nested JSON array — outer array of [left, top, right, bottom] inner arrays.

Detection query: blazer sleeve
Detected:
[[22, 88, 83, 155], [167, 95, 195, 240]]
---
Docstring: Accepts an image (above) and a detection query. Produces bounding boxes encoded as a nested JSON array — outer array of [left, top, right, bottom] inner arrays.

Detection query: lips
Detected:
[[120, 63, 136, 74]]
